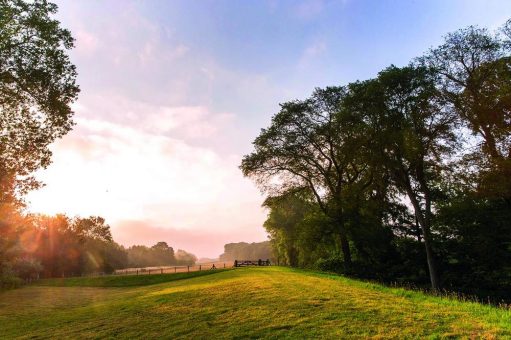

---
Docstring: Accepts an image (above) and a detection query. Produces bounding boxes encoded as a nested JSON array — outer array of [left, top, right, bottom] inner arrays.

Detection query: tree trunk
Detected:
[[403, 182, 440, 290], [340, 232, 352, 271], [335, 216, 352, 271], [420, 220, 439, 290]]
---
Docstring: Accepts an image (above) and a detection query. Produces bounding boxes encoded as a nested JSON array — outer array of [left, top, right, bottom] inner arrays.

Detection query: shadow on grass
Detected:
[[34, 269, 230, 287]]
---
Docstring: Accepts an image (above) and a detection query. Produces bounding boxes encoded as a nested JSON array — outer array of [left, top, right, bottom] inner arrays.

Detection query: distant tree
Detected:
[[72, 216, 113, 243], [127, 242, 177, 268], [175, 249, 197, 266], [219, 241, 274, 263], [0, 0, 79, 204], [151, 241, 175, 264]]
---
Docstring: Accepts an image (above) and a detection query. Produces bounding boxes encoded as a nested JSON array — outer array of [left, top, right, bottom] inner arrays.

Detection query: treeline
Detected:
[[0, 209, 197, 288], [219, 241, 273, 261], [242, 21, 511, 300], [127, 243, 197, 268]]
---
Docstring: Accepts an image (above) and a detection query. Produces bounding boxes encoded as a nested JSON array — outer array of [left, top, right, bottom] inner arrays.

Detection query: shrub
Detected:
[[316, 256, 345, 273]]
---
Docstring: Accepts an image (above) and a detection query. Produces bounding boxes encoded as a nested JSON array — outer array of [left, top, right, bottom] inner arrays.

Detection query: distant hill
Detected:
[[219, 241, 273, 261]]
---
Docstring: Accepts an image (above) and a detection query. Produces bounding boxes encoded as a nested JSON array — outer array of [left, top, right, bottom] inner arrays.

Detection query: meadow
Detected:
[[1, 267, 510, 339]]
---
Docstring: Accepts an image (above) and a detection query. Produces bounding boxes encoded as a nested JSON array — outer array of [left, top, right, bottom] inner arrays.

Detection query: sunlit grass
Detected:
[[0, 267, 510, 338]]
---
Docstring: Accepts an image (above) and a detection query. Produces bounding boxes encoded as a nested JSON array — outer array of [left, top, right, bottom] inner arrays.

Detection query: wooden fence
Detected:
[[112, 261, 234, 276], [234, 259, 271, 267]]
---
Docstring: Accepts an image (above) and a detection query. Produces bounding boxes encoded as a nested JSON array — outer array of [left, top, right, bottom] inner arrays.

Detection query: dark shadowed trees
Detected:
[[344, 65, 457, 289]]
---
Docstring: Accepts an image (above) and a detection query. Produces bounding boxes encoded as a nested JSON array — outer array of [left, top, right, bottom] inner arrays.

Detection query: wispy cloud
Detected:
[[298, 39, 327, 68]]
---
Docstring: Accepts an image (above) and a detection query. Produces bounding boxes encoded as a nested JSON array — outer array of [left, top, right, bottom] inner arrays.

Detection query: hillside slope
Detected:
[[0, 267, 510, 338]]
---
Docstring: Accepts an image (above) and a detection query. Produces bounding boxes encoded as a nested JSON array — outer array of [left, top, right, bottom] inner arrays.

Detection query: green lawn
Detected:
[[0, 267, 510, 339]]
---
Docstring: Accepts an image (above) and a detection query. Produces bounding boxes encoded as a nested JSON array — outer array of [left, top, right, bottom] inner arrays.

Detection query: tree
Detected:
[[0, 0, 79, 204], [349, 65, 457, 289], [421, 24, 511, 200], [72, 216, 113, 243], [262, 192, 309, 266], [241, 87, 374, 270], [503, 18, 511, 46], [219, 241, 273, 262], [175, 249, 197, 266]]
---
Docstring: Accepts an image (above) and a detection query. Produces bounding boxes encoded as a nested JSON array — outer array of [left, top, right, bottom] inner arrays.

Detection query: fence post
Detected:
[[161, 268, 163, 274], [187, 266, 189, 272], [149, 269, 151, 274], [137, 269, 139, 275], [175, 267, 177, 273], [224, 263, 225, 269], [199, 265, 201, 271]]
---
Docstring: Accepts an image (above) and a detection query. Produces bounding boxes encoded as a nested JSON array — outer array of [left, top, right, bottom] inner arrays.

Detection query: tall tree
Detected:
[[241, 87, 374, 270], [354, 65, 457, 289], [0, 0, 79, 204]]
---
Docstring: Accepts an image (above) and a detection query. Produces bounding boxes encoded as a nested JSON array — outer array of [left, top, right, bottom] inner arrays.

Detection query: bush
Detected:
[[0, 272, 23, 289], [316, 256, 345, 273]]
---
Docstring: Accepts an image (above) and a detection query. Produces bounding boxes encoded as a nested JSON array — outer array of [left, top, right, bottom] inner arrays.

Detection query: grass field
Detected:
[[1, 267, 510, 339]]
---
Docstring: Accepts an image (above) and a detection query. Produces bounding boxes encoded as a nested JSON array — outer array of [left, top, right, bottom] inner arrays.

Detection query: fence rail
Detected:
[[112, 261, 234, 276], [42, 259, 273, 279], [234, 259, 271, 267]]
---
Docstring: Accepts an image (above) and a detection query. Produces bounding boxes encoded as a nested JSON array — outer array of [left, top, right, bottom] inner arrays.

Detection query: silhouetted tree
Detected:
[[241, 87, 377, 270]]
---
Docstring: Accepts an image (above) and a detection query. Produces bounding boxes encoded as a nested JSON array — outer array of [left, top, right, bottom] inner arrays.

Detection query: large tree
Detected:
[[347, 65, 457, 289], [241, 87, 375, 270], [0, 0, 79, 204]]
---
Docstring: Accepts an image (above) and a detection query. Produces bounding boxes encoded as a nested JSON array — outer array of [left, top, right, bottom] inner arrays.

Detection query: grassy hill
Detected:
[[0, 267, 510, 339]]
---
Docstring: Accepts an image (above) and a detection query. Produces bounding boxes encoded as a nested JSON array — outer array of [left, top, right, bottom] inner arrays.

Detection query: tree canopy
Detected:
[[0, 0, 79, 204], [243, 19, 511, 295]]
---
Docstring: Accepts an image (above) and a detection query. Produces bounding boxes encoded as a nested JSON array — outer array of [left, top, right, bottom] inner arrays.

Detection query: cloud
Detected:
[[298, 39, 327, 68], [71, 96, 235, 142], [26, 0, 284, 257], [27, 112, 267, 256]]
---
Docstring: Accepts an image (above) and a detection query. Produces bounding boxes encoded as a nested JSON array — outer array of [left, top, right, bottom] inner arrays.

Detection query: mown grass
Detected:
[[36, 269, 225, 287], [0, 266, 510, 339]]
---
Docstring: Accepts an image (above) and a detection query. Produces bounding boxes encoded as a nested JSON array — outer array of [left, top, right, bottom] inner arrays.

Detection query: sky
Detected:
[[26, 0, 511, 258]]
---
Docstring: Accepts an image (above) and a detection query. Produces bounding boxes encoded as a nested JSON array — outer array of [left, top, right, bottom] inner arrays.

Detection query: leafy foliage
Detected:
[[0, 0, 79, 203], [244, 19, 511, 297]]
